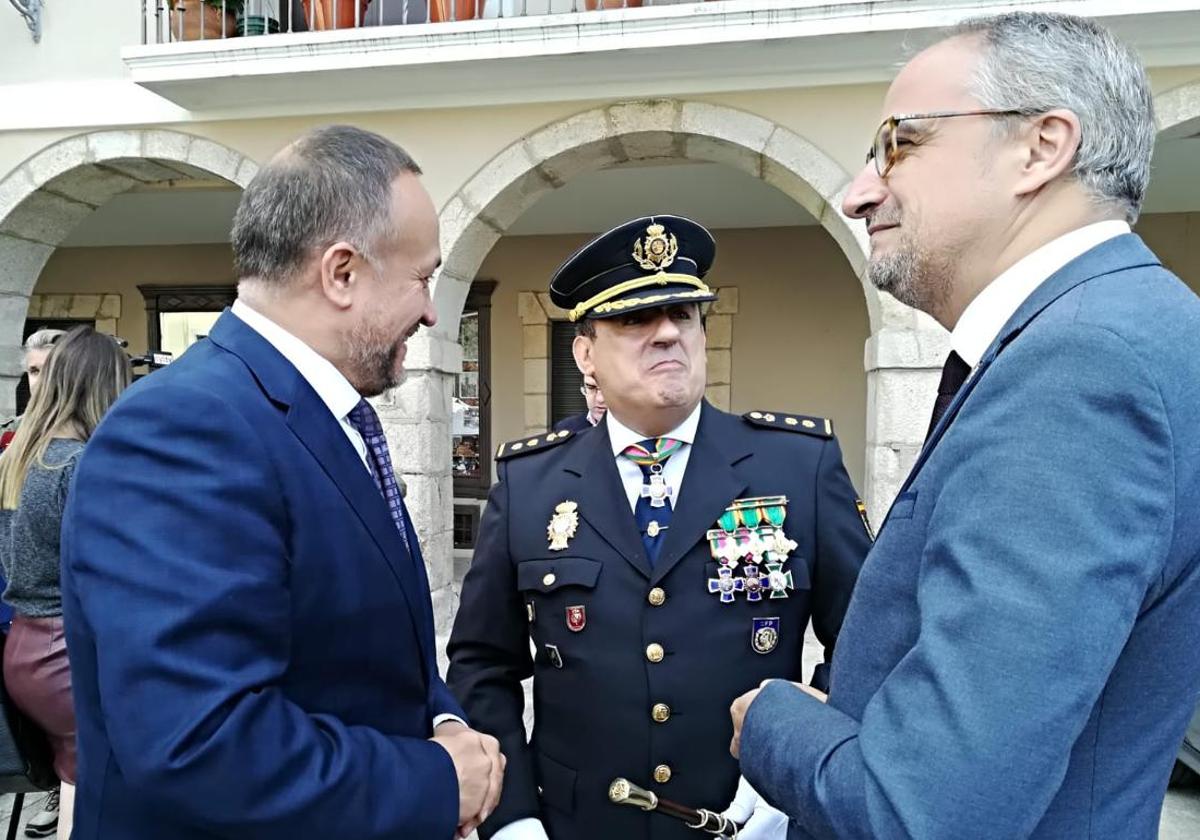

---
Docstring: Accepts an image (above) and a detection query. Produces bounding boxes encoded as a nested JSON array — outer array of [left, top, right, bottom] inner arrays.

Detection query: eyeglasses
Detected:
[[579, 383, 599, 397], [866, 109, 1028, 177]]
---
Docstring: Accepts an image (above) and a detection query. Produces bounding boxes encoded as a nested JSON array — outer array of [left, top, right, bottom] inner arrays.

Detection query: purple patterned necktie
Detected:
[[347, 398, 411, 553]]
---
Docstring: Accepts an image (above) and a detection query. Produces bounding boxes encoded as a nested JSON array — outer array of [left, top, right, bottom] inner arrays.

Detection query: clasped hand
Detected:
[[729, 680, 827, 758], [431, 721, 506, 838]]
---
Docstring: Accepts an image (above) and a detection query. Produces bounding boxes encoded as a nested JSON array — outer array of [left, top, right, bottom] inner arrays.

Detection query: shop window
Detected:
[[453, 280, 496, 497]]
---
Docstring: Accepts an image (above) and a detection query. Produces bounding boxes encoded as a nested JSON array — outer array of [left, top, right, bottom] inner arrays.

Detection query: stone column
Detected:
[[378, 328, 462, 669], [861, 295, 948, 526]]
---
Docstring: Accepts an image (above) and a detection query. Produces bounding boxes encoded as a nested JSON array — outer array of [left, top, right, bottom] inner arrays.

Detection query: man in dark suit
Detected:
[[733, 12, 1200, 839], [448, 215, 871, 840], [553, 374, 606, 434], [61, 126, 503, 840]]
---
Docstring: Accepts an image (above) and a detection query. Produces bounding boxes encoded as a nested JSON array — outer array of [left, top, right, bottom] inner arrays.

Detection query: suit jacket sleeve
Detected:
[[446, 461, 540, 837], [61, 383, 459, 839], [739, 324, 1174, 839], [809, 434, 871, 693]]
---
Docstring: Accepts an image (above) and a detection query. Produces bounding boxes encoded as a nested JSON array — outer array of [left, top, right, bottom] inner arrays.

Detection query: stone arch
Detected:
[[399, 101, 948, 637], [0, 128, 258, 407], [1154, 78, 1200, 138], [0, 130, 255, 400], [431, 99, 878, 339]]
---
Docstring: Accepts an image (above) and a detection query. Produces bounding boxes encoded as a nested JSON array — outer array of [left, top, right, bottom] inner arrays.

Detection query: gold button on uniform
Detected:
[[645, 643, 664, 663], [653, 764, 672, 784], [543, 573, 556, 587], [647, 587, 666, 606], [651, 703, 671, 723]]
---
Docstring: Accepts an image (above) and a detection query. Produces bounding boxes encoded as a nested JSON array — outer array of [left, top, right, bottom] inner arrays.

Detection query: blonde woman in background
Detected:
[[0, 326, 131, 838]]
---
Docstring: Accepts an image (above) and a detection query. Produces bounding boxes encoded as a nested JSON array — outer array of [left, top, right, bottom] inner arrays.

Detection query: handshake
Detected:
[[431, 721, 507, 838]]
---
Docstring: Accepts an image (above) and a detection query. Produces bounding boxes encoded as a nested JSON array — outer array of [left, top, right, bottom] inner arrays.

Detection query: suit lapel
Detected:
[[209, 310, 433, 668], [894, 233, 1161, 499], [652, 404, 749, 585], [562, 420, 653, 579]]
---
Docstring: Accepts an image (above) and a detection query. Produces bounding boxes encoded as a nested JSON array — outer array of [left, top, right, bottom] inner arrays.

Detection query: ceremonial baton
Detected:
[[608, 778, 739, 838]]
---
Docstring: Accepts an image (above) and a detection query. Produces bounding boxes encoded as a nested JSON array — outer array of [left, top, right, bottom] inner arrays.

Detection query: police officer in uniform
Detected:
[[447, 215, 871, 840]]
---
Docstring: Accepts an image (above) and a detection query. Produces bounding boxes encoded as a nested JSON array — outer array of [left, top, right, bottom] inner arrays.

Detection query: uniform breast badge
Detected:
[[706, 496, 797, 602], [566, 605, 587, 632], [547, 500, 579, 551], [751, 617, 781, 654]]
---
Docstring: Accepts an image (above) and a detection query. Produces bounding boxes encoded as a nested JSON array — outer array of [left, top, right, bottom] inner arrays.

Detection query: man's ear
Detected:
[[1013, 108, 1082, 198], [572, 333, 595, 377], [319, 241, 360, 310]]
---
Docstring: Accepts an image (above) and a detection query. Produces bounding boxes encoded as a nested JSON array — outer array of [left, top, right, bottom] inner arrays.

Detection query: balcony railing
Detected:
[[141, 0, 666, 44]]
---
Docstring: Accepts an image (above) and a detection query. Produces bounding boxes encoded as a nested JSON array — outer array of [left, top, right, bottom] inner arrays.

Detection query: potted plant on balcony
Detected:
[[302, 0, 370, 29], [583, 0, 643, 9], [429, 0, 481, 22], [167, 0, 241, 40]]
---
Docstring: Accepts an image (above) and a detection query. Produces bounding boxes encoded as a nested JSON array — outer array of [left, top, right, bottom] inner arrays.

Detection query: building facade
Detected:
[[3, 0, 1200, 644]]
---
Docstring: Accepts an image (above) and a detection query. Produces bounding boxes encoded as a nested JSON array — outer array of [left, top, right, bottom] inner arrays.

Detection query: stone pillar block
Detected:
[[523, 358, 548, 395], [706, 348, 731, 385], [519, 291, 547, 325], [712, 287, 739, 315], [705, 313, 732, 349], [536, 293, 568, 322], [98, 294, 122, 319], [523, 324, 549, 359], [524, 395, 547, 432], [705, 384, 730, 412], [0, 236, 53, 300]]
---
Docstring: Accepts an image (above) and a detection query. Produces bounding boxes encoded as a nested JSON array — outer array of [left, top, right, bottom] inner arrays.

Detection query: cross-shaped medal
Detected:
[[707, 567, 745, 604], [765, 562, 795, 599], [640, 472, 674, 509]]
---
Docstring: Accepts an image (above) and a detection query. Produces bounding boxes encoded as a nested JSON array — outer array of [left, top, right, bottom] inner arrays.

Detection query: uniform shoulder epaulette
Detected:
[[495, 428, 578, 460], [742, 410, 833, 439]]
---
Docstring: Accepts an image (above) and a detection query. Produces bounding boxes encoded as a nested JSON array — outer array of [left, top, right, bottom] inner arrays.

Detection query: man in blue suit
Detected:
[[733, 12, 1200, 839], [61, 125, 503, 839]]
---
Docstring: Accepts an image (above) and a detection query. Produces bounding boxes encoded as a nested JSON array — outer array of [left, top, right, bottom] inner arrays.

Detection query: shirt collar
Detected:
[[231, 299, 362, 422], [607, 400, 702, 458], [951, 220, 1130, 367]]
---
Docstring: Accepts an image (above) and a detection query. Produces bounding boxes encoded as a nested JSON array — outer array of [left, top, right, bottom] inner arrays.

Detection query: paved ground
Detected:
[[1, 776, 1195, 838]]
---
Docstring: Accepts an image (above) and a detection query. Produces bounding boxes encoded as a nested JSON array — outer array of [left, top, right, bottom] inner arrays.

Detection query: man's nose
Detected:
[[421, 297, 438, 329], [842, 163, 888, 220], [651, 313, 682, 343]]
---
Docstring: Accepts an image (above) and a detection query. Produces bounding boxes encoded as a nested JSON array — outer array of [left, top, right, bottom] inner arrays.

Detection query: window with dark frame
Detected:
[[453, 280, 496, 499], [549, 320, 587, 428], [139, 284, 236, 358]]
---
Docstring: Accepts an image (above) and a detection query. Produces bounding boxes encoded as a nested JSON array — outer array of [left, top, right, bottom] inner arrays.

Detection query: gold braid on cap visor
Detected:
[[567, 274, 713, 322]]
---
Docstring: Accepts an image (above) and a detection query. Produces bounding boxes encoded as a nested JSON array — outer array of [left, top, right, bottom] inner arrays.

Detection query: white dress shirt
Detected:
[[230, 301, 464, 731], [607, 401, 702, 511], [951, 220, 1131, 367], [231, 300, 370, 469], [492, 402, 704, 840]]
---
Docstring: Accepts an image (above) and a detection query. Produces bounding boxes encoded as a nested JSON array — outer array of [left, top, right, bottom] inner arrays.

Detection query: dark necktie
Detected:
[[347, 398, 411, 554], [926, 350, 972, 441], [621, 437, 683, 567]]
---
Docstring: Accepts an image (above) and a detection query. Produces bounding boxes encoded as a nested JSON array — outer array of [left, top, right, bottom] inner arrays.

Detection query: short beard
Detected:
[[867, 232, 954, 319], [345, 319, 402, 398]]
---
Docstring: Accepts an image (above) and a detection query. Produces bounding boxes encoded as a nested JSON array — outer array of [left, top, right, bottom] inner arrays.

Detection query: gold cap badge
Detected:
[[632, 223, 678, 272]]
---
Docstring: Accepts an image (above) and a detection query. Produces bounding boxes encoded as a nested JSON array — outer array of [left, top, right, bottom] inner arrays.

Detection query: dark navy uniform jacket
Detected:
[[448, 401, 870, 840]]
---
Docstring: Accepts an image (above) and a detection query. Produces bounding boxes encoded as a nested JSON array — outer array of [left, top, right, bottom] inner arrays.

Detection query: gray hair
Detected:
[[23, 328, 64, 356], [231, 125, 422, 282], [951, 12, 1155, 223]]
